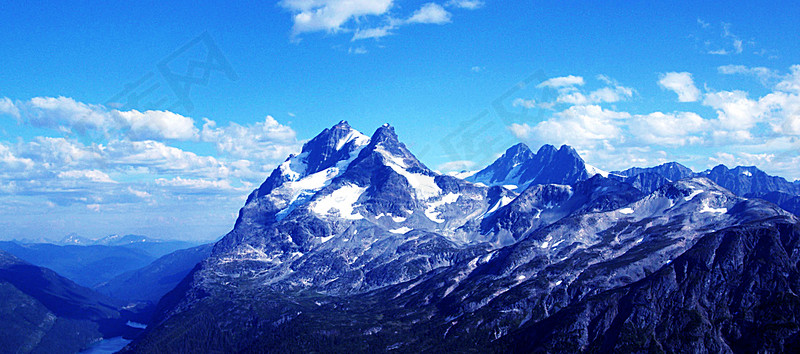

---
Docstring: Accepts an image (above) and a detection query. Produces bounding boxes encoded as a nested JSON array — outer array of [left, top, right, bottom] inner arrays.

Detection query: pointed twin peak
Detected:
[[357, 123, 429, 172], [468, 143, 591, 189]]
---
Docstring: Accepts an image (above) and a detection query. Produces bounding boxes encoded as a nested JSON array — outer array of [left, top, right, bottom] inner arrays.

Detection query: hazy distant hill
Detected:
[[0, 238, 198, 288]]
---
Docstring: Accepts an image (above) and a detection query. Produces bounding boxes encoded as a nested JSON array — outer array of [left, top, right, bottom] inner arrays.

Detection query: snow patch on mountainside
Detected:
[[700, 203, 727, 214], [311, 184, 367, 220], [375, 145, 442, 200], [618, 207, 634, 214], [684, 189, 703, 201], [336, 129, 370, 150], [425, 193, 460, 223], [585, 164, 609, 178], [483, 195, 515, 217]]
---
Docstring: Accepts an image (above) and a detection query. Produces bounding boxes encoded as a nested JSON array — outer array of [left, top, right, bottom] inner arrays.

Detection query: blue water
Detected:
[[126, 321, 147, 329], [79, 337, 132, 354]]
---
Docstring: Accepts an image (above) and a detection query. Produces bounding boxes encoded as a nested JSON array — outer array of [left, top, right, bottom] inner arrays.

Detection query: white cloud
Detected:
[[127, 187, 151, 199], [22, 137, 103, 169], [511, 105, 630, 148], [659, 72, 701, 102], [446, 0, 484, 10], [105, 139, 234, 179], [527, 75, 633, 107], [0, 97, 20, 118], [352, 26, 394, 41], [8, 96, 206, 141], [556, 85, 633, 105], [512, 98, 538, 109], [58, 169, 117, 183], [721, 22, 743, 54], [699, 22, 749, 56], [280, 0, 394, 35], [0, 143, 34, 171], [702, 90, 763, 133], [718, 65, 779, 85], [114, 109, 199, 140], [537, 75, 585, 88], [761, 91, 800, 136], [348, 46, 368, 54], [629, 112, 709, 146], [201, 115, 300, 163], [470, 66, 484, 73], [155, 177, 235, 192], [407, 3, 452, 24], [776, 65, 800, 93], [27, 96, 115, 134], [508, 123, 534, 140]]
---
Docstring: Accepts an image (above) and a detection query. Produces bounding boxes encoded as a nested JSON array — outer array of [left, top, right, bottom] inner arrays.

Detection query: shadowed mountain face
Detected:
[[467, 143, 593, 189], [499, 217, 800, 353], [94, 243, 214, 304], [122, 122, 800, 353], [0, 250, 133, 354]]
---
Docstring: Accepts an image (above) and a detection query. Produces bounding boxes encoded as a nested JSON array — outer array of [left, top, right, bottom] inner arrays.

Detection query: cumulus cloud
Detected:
[[58, 169, 117, 183], [201, 116, 301, 162], [7, 96, 202, 141], [556, 85, 634, 105], [629, 112, 709, 146], [0, 143, 34, 171], [280, 0, 394, 35], [511, 105, 630, 148], [350, 2, 455, 41], [537, 75, 585, 88], [0, 97, 20, 118], [527, 75, 633, 107], [775, 65, 800, 93], [114, 109, 199, 140], [702, 90, 763, 134], [659, 72, 701, 102], [21, 137, 103, 169], [27, 96, 115, 134], [407, 3, 451, 24], [105, 139, 234, 179]]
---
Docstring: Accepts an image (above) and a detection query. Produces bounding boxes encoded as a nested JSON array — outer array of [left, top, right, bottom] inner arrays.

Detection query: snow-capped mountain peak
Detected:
[[235, 122, 371, 228]]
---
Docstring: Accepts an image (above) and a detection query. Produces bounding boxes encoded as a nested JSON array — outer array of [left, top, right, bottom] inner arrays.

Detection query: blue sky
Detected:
[[1, 0, 800, 241]]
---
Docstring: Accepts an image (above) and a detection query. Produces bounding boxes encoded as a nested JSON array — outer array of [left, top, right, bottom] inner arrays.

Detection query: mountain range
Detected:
[[118, 122, 800, 353], [0, 250, 141, 353], [0, 237, 197, 288]]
